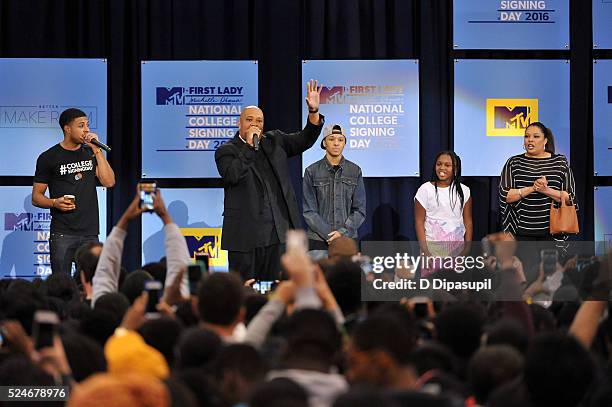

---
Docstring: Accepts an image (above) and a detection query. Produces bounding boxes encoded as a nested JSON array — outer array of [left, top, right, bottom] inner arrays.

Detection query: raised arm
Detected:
[[154, 190, 190, 298], [277, 80, 325, 157], [92, 193, 144, 306]]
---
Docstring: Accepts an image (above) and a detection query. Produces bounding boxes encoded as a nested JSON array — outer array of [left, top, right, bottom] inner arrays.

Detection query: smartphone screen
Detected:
[[252, 280, 276, 295], [541, 250, 558, 275], [139, 182, 157, 212], [32, 311, 59, 350], [144, 280, 162, 315], [187, 264, 204, 295], [195, 254, 210, 272]]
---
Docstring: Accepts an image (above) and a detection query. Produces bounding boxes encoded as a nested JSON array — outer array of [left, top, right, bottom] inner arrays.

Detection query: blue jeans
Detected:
[[49, 233, 98, 275]]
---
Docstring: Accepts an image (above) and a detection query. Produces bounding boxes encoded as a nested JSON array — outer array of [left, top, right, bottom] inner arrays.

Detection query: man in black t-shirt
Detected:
[[32, 108, 115, 274]]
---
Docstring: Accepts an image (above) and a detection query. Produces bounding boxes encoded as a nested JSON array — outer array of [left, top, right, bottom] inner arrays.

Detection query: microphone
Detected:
[[252, 132, 260, 151], [89, 139, 112, 152]]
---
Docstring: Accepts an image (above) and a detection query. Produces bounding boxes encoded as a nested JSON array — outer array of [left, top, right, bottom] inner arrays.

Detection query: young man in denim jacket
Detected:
[[303, 125, 366, 254]]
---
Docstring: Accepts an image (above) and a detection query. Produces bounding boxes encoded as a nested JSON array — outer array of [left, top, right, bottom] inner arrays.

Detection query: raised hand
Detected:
[[305, 79, 322, 112]]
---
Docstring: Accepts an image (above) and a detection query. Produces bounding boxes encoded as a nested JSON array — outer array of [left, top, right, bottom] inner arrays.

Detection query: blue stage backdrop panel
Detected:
[[0, 186, 107, 279], [301, 60, 420, 177], [141, 61, 258, 179], [454, 59, 570, 176], [594, 187, 612, 254], [593, 0, 612, 49], [594, 60, 612, 175], [141, 188, 228, 272], [0, 58, 107, 176], [453, 0, 569, 49]]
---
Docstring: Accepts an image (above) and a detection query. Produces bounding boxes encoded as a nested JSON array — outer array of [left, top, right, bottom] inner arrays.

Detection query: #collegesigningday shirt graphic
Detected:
[[34, 144, 99, 236]]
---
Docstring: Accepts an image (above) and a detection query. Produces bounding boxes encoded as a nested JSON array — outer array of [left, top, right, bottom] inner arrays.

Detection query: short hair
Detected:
[[434, 303, 486, 359], [333, 389, 398, 407], [78, 308, 120, 346], [59, 108, 87, 130], [61, 332, 107, 382], [351, 315, 414, 365], [409, 343, 457, 376], [283, 309, 342, 364], [0, 279, 47, 335], [325, 259, 362, 317], [138, 316, 184, 367], [214, 344, 266, 382], [176, 327, 223, 369], [0, 355, 55, 386], [44, 272, 79, 303], [75, 242, 103, 283], [328, 237, 358, 259], [94, 292, 130, 323], [119, 270, 153, 304], [197, 272, 244, 326], [524, 333, 595, 407], [468, 345, 523, 404], [485, 318, 529, 355], [249, 378, 308, 407]]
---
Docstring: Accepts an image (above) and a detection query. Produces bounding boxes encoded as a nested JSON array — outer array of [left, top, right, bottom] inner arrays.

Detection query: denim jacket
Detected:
[[302, 156, 366, 241]]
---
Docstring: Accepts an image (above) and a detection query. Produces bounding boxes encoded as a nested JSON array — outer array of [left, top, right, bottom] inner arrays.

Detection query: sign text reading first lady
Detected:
[[302, 60, 419, 177], [141, 61, 258, 178]]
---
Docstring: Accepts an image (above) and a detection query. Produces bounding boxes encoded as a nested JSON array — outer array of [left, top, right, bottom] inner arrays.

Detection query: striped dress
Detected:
[[499, 154, 576, 239]]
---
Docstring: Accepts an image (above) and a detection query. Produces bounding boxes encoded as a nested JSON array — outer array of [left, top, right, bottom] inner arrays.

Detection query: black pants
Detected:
[[50, 232, 99, 275], [228, 244, 281, 281]]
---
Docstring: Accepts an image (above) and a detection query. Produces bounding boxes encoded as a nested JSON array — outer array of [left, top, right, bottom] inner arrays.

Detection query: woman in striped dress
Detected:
[[499, 122, 576, 242]]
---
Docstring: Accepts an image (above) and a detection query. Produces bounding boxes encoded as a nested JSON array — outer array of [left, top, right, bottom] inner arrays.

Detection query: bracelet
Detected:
[[308, 108, 319, 113], [518, 188, 523, 198], [51, 198, 56, 208]]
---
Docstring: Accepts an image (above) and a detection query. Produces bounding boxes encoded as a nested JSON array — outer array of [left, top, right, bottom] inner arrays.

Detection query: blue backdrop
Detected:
[[593, 0, 612, 49], [593, 60, 612, 175], [141, 60, 258, 179], [453, 0, 569, 49], [0, 186, 107, 278], [0, 58, 107, 176], [454, 59, 570, 176], [301, 60, 420, 177], [141, 188, 228, 272]]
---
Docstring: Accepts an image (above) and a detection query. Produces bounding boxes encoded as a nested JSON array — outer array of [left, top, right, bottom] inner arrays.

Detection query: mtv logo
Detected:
[[156, 87, 184, 105], [486, 99, 539, 136], [319, 86, 345, 104], [180, 228, 228, 268], [4, 213, 32, 231]]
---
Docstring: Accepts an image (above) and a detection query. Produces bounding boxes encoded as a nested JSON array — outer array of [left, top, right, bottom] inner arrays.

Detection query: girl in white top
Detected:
[[414, 151, 473, 264]]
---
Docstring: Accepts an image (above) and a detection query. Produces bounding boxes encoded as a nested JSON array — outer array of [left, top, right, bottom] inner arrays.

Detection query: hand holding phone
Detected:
[[32, 311, 59, 350], [144, 280, 163, 317], [138, 182, 157, 212], [187, 263, 205, 295], [252, 280, 278, 295], [541, 250, 559, 276]]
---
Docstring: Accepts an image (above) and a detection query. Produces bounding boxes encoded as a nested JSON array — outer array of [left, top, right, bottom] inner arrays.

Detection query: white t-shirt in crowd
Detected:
[[414, 182, 470, 242]]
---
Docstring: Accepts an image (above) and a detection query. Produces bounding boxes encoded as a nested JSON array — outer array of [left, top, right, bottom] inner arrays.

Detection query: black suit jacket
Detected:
[[215, 116, 324, 252]]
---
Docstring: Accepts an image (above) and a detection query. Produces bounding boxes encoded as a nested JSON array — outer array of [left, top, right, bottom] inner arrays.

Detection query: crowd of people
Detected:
[[0, 182, 611, 406], [0, 93, 603, 406]]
